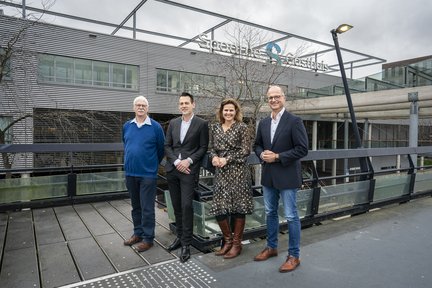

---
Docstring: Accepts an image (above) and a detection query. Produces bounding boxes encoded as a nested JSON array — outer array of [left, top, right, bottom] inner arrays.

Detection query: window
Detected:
[[0, 116, 13, 144], [156, 70, 167, 91], [0, 48, 12, 80], [74, 59, 92, 85], [38, 54, 55, 82], [156, 68, 225, 96], [55, 56, 74, 83], [93, 61, 110, 87], [38, 54, 139, 91], [125, 66, 138, 89], [112, 63, 126, 88], [167, 70, 181, 92]]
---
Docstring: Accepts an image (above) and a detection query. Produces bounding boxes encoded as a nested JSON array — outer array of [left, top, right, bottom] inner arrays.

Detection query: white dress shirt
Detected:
[[271, 109, 285, 143]]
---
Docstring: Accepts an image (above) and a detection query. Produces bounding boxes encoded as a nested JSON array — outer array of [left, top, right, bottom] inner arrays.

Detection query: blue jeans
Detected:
[[263, 185, 301, 258], [126, 176, 157, 243]]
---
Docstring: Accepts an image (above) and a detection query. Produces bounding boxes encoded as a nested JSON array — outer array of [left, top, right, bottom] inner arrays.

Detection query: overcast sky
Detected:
[[3, 0, 431, 78]]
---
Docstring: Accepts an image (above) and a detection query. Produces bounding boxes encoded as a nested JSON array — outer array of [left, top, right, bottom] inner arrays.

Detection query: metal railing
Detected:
[[1, 144, 432, 250]]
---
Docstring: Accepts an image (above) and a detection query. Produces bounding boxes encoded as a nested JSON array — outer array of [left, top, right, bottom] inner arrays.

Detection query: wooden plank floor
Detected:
[[0, 199, 198, 288]]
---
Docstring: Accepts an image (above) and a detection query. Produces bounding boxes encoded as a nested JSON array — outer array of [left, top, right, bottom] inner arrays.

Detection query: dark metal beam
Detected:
[[111, 0, 149, 36], [1, 0, 386, 72], [178, 19, 232, 47], [0, 1, 190, 42]]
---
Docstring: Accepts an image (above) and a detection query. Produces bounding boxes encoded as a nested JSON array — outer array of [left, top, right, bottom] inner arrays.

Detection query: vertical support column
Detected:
[[210, 29, 215, 53], [133, 13, 136, 39], [396, 155, 401, 173], [344, 119, 349, 183], [67, 173, 77, 198], [409, 92, 419, 169], [366, 121, 373, 167], [332, 121, 337, 185], [22, 0, 26, 18], [312, 121, 317, 167], [363, 119, 369, 148], [367, 123, 372, 148]]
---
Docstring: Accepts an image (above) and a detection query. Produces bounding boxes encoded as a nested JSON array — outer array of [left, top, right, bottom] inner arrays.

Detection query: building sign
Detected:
[[197, 34, 329, 72]]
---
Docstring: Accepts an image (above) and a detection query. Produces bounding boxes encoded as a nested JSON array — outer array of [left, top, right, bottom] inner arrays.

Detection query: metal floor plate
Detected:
[[61, 260, 217, 288]]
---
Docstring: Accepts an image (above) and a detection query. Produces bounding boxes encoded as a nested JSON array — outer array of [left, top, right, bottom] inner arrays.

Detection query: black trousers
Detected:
[[167, 170, 198, 246]]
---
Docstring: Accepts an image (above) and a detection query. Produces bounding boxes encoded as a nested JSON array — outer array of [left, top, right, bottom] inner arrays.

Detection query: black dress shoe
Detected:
[[167, 237, 182, 252], [180, 245, 190, 263]]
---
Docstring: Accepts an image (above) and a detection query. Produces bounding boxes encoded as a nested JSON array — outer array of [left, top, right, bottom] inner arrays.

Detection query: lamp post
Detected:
[[331, 24, 369, 175]]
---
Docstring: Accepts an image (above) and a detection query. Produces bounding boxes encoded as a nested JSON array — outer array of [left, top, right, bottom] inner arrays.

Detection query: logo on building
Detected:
[[197, 34, 329, 72]]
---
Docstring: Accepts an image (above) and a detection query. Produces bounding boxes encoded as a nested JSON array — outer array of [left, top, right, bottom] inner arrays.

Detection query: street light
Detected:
[[331, 24, 370, 175], [334, 24, 353, 34]]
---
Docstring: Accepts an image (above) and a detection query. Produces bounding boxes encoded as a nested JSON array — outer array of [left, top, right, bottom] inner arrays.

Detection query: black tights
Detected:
[[215, 213, 245, 222]]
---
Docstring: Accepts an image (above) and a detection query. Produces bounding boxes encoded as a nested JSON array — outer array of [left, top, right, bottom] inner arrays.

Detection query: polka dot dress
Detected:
[[208, 122, 254, 216]]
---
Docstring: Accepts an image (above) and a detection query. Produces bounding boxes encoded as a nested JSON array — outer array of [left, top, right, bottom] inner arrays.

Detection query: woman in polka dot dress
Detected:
[[208, 98, 254, 259]]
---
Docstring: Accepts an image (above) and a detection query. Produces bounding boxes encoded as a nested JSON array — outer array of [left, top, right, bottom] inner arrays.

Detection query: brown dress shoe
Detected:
[[124, 235, 142, 246], [135, 242, 153, 252], [254, 247, 278, 261], [279, 255, 300, 272]]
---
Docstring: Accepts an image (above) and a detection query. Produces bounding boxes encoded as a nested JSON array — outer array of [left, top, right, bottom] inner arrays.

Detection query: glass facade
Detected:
[[382, 57, 432, 87], [38, 54, 139, 90], [156, 68, 225, 95], [298, 57, 432, 99]]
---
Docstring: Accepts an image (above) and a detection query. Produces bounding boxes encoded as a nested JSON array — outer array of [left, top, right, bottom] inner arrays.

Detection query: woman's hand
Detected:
[[212, 156, 227, 168]]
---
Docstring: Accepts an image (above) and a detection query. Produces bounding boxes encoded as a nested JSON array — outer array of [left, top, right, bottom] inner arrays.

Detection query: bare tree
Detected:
[[1, 1, 56, 174], [190, 23, 310, 185], [195, 23, 309, 134], [0, 1, 124, 174]]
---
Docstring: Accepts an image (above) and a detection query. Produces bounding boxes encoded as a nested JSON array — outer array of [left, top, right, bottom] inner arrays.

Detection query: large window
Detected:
[[156, 68, 225, 95], [38, 54, 139, 90]]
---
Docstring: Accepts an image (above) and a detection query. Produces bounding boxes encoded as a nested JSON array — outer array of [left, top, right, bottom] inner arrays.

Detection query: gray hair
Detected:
[[133, 95, 149, 107]]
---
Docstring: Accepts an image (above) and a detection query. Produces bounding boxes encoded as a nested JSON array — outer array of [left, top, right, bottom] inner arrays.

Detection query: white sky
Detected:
[[2, 0, 431, 79]]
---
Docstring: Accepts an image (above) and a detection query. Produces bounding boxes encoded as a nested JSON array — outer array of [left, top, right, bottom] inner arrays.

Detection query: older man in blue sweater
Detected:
[[123, 95, 165, 252]]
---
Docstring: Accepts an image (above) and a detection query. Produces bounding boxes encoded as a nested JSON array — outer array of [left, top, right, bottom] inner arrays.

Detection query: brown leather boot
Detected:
[[224, 217, 245, 259], [215, 218, 233, 256]]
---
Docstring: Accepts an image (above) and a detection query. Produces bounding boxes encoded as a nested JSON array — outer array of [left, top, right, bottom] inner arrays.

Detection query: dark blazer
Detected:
[[254, 110, 308, 189], [164, 115, 209, 174]]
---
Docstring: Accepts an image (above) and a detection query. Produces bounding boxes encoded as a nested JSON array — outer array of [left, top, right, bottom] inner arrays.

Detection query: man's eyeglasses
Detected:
[[135, 104, 148, 107], [267, 95, 282, 101]]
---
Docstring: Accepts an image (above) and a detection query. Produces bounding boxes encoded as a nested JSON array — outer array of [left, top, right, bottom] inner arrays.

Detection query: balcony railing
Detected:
[[1, 144, 432, 251]]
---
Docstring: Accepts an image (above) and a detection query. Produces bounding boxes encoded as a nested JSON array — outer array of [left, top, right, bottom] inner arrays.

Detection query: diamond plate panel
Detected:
[[63, 260, 217, 288]]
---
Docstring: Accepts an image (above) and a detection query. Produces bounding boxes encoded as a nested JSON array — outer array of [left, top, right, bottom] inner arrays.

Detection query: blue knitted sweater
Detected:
[[122, 118, 165, 178]]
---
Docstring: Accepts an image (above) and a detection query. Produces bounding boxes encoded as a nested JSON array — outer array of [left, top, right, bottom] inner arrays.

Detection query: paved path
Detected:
[[200, 196, 432, 288], [60, 196, 432, 288]]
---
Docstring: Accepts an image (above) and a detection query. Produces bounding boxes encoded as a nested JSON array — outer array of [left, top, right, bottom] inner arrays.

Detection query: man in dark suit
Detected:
[[253, 85, 308, 272], [164, 92, 209, 263]]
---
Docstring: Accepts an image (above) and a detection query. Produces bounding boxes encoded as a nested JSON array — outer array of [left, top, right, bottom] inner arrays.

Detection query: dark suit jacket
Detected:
[[254, 110, 308, 189], [164, 115, 209, 174]]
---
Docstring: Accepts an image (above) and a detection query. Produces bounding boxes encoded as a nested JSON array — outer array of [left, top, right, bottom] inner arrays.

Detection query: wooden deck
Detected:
[[2, 197, 432, 288], [0, 199, 202, 288]]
